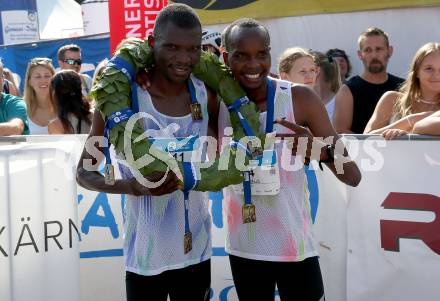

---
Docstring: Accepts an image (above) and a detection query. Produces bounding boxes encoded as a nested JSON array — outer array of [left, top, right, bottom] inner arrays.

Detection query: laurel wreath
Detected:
[[91, 37, 263, 191]]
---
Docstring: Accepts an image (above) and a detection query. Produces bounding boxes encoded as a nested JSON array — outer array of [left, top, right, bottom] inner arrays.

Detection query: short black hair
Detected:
[[57, 44, 81, 61], [223, 18, 270, 52], [153, 3, 201, 40]]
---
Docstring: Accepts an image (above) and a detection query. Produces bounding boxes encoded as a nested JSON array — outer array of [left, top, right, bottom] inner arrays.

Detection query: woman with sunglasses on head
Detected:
[[48, 70, 93, 134], [23, 57, 56, 135], [326, 48, 352, 82], [364, 42, 440, 139]]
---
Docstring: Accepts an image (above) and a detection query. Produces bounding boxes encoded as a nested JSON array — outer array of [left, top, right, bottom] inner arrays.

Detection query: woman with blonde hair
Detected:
[[278, 47, 318, 86], [313, 52, 342, 120], [23, 57, 56, 134], [365, 42, 440, 139]]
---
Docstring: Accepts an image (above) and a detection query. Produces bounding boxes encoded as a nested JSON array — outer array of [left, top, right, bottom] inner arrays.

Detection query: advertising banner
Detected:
[[0, 36, 110, 91], [1, 136, 440, 301], [172, 0, 440, 25], [108, 0, 168, 54], [0, 140, 81, 301], [345, 138, 440, 301], [81, 0, 110, 36], [0, 0, 38, 45], [1, 10, 39, 45]]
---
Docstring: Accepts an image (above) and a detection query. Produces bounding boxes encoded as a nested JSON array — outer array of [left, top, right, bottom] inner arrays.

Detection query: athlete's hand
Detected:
[[274, 118, 316, 159], [136, 68, 152, 91]]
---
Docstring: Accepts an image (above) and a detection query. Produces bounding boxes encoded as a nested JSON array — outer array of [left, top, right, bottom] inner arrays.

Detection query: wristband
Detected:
[[318, 144, 335, 170]]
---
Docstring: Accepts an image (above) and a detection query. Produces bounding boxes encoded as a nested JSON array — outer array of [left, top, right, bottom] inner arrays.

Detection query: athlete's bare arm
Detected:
[[277, 85, 361, 187], [76, 110, 181, 196]]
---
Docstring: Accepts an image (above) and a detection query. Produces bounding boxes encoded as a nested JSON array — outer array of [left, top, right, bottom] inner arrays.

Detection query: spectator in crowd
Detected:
[[313, 52, 342, 120], [278, 47, 318, 85], [3, 67, 21, 96], [57, 43, 92, 98], [48, 70, 93, 134], [333, 27, 404, 133], [326, 48, 352, 81], [221, 18, 361, 301], [0, 61, 29, 135], [364, 42, 440, 139], [412, 110, 440, 135], [201, 29, 222, 57], [23, 57, 56, 135]]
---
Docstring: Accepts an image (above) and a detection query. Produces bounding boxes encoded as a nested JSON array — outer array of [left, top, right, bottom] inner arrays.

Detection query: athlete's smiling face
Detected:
[[152, 22, 202, 84], [224, 26, 271, 91]]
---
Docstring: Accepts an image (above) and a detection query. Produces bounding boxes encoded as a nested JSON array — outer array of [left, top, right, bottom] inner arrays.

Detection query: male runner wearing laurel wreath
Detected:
[[76, 4, 218, 301], [219, 18, 362, 301]]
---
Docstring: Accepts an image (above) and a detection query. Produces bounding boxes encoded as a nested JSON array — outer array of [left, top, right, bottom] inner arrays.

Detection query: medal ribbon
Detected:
[[103, 108, 134, 169], [181, 78, 202, 248], [103, 56, 140, 168], [243, 78, 276, 207]]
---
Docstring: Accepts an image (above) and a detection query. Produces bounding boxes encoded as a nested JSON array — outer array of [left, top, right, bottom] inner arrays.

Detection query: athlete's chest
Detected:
[[150, 91, 192, 117]]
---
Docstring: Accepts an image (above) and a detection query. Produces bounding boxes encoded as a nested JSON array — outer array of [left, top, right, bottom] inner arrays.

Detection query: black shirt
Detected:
[[346, 74, 404, 133]]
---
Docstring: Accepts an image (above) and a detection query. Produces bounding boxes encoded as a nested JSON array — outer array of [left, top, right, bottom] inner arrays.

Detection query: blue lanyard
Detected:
[[265, 78, 276, 133], [187, 79, 197, 105], [182, 79, 201, 237], [182, 160, 197, 234], [243, 78, 276, 206], [227, 97, 256, 139], [105, 56, 198, 240], [102, 56, 139, 168]]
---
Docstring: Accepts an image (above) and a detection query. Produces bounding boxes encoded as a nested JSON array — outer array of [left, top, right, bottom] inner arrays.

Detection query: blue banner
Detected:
[[0, 35, 110, 91]]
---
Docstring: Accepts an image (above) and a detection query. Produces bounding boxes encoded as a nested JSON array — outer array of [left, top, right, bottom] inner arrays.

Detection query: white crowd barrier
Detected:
[[1, 135, 439, 301], [0, 137, 81, 301]]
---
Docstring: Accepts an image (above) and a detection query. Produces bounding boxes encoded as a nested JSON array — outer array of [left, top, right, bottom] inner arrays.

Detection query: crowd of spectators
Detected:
[[0, 27, 439, 138]]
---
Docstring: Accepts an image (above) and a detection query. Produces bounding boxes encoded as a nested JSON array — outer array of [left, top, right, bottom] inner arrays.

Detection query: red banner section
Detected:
[[108, 0, 168, 54]]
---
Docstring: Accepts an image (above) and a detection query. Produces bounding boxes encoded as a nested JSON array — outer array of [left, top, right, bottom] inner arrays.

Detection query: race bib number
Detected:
[[149, 136, 203, 162], [233, 149, 280, 196]]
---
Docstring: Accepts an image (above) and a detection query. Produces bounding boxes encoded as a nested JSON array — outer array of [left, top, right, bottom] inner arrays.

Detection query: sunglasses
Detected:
[[64, 59, 82, 66], [30, 57, 53, 64]]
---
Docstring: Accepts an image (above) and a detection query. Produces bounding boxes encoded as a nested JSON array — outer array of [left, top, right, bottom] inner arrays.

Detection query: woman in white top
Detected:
[[365, 42, 440, 139], [23, 57, 56, 135], [48, 70, 93, 134], [313, 52, 342, 120]]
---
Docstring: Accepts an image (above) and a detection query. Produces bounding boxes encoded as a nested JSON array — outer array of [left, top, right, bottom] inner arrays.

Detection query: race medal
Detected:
[[247, 138, 263, 159], [104, 164, 115, 186], [184, 231, 193, 254], [242, 204, 256, 224], [190, 103, 203, 121]]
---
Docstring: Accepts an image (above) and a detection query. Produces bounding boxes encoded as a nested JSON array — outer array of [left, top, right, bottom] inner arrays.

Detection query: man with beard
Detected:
[[333, 27, 404, 133]]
